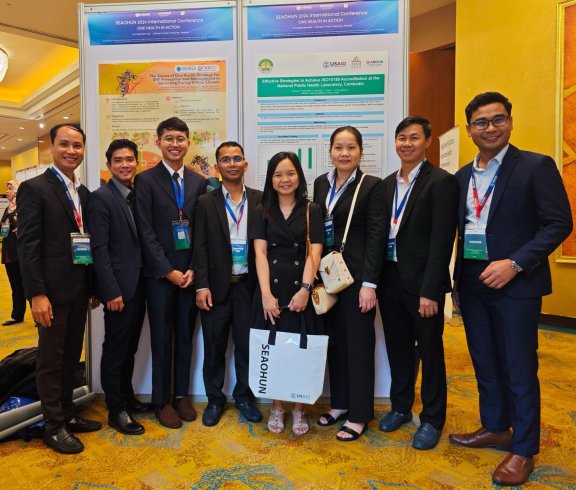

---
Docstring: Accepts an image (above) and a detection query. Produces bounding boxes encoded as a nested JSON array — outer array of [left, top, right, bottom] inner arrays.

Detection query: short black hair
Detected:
[[395, 116, 432, 139], [329, 126, 363, 152], [50, 124, 86, 144], [465, 92, 512, 123], [105, 139, 138, 164], [156, 117, 189, 138], [215, 141, 244, 162]]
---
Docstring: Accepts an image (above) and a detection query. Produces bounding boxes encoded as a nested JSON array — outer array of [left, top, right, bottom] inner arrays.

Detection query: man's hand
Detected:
[[418, 296, 439, 318], [181, 269, 194, 288], [165, 270, 185, 287], [359, 286, 377, 313], [90, 297, 101, 309], [32, 295, 53, 327], [196, 289, 213, 311], [106, 296, 124, 312], [479, 259, 518, 289]]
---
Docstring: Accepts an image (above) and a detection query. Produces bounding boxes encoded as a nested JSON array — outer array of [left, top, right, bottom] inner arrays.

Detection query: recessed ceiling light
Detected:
[[16, 138, 22, 141], [18, 126, 25, 130], [0, 146, 5, 150], [63, 116, 70, 120], [38, 140, 44, 144], [39, 122, 45, 129]]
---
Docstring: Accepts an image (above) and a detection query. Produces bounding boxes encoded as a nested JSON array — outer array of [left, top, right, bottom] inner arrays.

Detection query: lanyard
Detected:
[[51, 168, 83, 230], [393, 168, 420, 225], [224, 194, 246, 230], [326, 173, 353, 215], [171, 174, 185, 220], [471, 166, 500, 219]]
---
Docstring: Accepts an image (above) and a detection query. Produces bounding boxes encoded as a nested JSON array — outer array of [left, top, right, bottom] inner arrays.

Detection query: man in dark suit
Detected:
[[377, 116, 458, 450], [449, 92, 572, 486], [89, 139, 151, 436], [134, 117, 205, 429], [17, 124, 101, 454], [193, 141, 263, 427]]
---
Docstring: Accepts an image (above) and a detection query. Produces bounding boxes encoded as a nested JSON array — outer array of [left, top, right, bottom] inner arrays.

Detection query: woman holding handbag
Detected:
[[313, 126, 386, 441], [251, 151, 324, 435]]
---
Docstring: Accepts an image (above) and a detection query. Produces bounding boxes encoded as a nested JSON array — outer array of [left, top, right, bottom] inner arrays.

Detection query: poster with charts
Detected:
[[254, 51, 387, 193]]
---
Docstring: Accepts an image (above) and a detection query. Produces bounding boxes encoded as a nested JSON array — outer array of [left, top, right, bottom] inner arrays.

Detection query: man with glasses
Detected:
[[450, 92, 572, 486], [134, 117, 206, 429], [193, 142, 263, 426]]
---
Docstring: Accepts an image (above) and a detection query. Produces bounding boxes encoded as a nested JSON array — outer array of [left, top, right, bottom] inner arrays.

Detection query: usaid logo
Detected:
[[323, 61, 347, 69]]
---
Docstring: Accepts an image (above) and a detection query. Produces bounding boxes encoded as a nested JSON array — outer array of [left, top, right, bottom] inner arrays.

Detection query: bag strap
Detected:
[[266, 314, 308, 349], [305, 201, 318, 280], [340, 173, 367, 252]]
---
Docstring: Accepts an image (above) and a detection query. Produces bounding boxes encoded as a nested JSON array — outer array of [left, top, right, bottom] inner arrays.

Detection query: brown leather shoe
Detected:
[[449, 427, 512, 450], [492, 453, 534, 486], [173, 397, 197, 422], [155, 404, 182, 429]]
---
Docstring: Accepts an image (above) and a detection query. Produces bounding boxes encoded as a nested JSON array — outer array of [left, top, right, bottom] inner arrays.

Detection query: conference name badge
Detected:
[[231, 237, 248, 266], [324, 218, 334, 247], [386, 237, 396, 262], [0, 222, 9, 238], [463, 223, 488, 260], [172, 220, 191, 250], [70, 233, 93, 265]]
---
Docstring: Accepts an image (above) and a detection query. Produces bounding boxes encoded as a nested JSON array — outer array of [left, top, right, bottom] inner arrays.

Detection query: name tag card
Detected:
[[71, 233, 93, 265], [231, 237, 248, 265], [463, 223, 488, 260], [324, 217, 334, 247], [172, 220, 191, 250], [0, 222, 10, 238]]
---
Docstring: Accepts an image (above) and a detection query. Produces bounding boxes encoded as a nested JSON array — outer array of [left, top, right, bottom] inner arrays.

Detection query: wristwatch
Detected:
[[511, 260, 523, 273], [300, 282, 313, 292]]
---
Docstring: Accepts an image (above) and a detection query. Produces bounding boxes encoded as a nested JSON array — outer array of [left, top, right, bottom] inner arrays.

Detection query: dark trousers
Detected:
[[100, 286, 146, 414], [379, 263, 447, 429], [145, 278, 198, 407], [200, 280, 254, 406], [325, 281, 375, 423], [5, 262, 26, 321], [36, 290, 89, 434], [459, 260, 541, 457]]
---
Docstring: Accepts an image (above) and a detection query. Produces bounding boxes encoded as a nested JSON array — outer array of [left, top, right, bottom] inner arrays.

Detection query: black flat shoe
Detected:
[[126, 396, 153, 413], [2, 319, 21, 326], [108, 410, 145, 435], [336, 424, 367, 442], [317, 412, 347, 427], [43, 427, 84, 454], [235, 401, 262, 423], [202, 403, 224, 427], [66, 416, 102, 433]]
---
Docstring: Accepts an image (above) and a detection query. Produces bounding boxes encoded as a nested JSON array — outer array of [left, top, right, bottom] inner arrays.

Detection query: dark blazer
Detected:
[[1, 207, 18, 263], [454, 144, 573, 298], [134, 163, 206, 279], [193, 186, 262, 303], [17, 169, 91, 304], [89, 180, 142, 303], [381, 161, 459, 300], [313, 169, 386, 284]]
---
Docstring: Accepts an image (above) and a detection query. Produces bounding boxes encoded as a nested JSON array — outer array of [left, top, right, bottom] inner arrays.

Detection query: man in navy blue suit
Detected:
[[449, 92, 572, 486], [90, 139, 151, 436]]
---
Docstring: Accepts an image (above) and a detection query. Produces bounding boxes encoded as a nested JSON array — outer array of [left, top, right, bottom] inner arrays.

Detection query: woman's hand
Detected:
[[358, 286, 377, 313], [288, 288, 309, 313], [263, 292, 281, 324]]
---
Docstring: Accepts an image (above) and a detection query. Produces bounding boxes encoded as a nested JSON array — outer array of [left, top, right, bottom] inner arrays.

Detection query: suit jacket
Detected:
[[134, 163, 206, 279], [193, 186, 262, 304], [1, 207, 18, 263], [17, 168, 92, 304], [313, 169, 386, 284], [381, 160, 459, 301], [88, 180, 142, 303], [454, 144, 573, 298]]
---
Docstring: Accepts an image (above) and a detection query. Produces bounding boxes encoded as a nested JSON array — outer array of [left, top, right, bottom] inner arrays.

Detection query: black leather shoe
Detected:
[[126, 396, 153, 413], [235, 401, 262, 423], [66, 416, 102, 433], [108, 410, 145, 435], [202, 403, 224, 427], [2, 319, 21, 326], [379, 411, 412, 432], [43, 427, 84, 454], [412, 422, 441, 450]]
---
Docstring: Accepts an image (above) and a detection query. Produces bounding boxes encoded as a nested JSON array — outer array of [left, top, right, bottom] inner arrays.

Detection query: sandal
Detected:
[[268, 408, 284, 433], [317, 411, 347, 427], [336, 423, 367, 442], [292, 409, 309, 436]]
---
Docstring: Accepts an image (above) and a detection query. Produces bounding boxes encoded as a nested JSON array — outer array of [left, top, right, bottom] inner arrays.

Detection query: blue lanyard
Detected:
[[393, 168, 420, 225], [471, 166, 500, 219], [327, 174, 352, 214], [224, 194, 246, 230], [171, 174, 185, 220], [50, 167, 83, 230]]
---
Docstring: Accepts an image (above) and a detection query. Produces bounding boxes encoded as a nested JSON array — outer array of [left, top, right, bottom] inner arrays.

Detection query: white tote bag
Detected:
[[249, 317, 328, 404]]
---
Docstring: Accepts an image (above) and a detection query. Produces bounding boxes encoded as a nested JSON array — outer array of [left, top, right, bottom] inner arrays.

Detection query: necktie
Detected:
[[172, 172, 181, 198], [126, 190, 134, 209]]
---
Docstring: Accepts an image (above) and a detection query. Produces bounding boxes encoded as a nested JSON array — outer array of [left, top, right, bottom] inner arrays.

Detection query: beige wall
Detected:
[[10, 145, 38, 176], [411, 3, 455, 52], [455, 0, 575, 318], [0, 160, 11, 191]]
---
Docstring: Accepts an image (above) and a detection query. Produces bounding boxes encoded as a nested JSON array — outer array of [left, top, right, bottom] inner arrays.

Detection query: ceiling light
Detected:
[[63, 116, 70, 120], [16, 138, 22, 141], [0, 147, 5, 150], [0, 48, 8, 82], [39, 122, 45, 129], [18, 126, 25, 130]]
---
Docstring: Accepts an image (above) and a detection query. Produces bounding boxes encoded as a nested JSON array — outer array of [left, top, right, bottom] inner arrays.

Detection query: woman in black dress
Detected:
[[1, 179, 26, 326], [252, 151, 323, 435]]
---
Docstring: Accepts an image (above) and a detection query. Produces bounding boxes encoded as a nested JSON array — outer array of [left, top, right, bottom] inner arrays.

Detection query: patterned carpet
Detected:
[[0, 266, 575, 489]]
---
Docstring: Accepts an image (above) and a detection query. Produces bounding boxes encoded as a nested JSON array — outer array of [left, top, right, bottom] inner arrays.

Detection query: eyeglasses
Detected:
[[218, 156, 245, 164], [470, 115, 510, 130], [161, 136, 188, 144]]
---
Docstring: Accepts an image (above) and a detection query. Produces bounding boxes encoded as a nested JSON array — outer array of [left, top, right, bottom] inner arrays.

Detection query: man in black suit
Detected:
[[134, 117, 205, 429], [193, 142, 263, 426], [378, 116, 458, 450], [89, 139, 151, 436], [449, 92, 572, 486], [17, 124, 101, 454]]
